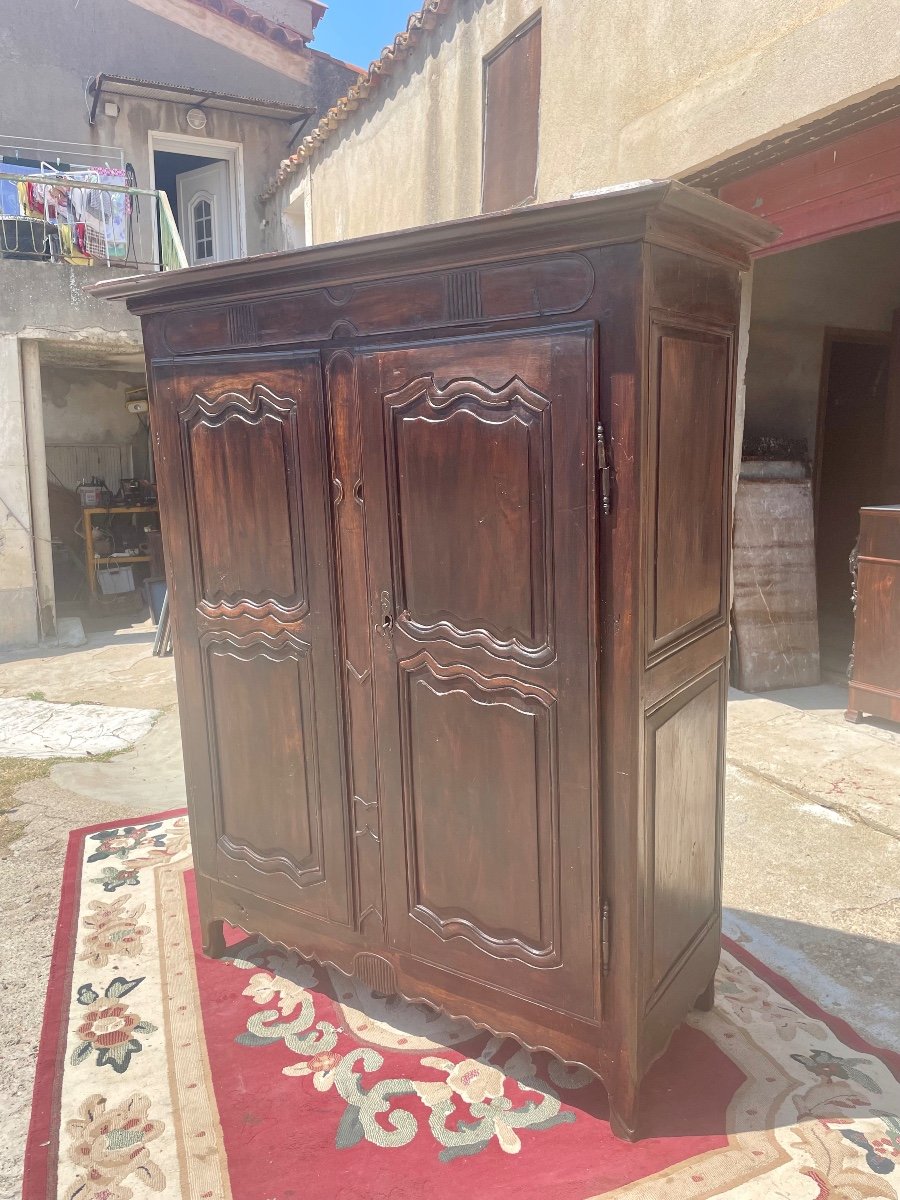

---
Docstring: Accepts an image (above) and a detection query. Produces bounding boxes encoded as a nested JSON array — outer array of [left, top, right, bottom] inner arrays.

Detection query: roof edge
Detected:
[[259, 0, 457, 200]]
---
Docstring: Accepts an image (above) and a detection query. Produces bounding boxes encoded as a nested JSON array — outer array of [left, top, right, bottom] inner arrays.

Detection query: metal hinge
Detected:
[[596, 423, 612, 516], [601, 899, 610, 976]]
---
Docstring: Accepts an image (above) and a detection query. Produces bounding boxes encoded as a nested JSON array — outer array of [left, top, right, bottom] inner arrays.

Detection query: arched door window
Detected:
[[191, 195, 215, 262]]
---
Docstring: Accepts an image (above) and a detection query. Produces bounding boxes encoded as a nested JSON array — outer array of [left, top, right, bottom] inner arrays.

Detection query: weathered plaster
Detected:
[[283, 0, 900, 244], [0, 336, 39, 648], [121, 0, 315, 83], [0, 263, 142, 344], [40, 364, 150, 480]]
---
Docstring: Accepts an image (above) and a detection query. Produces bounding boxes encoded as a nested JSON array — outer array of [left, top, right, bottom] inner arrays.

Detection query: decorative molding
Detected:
[[159, 255, 594, 354], [397, 652, 560, 965], [352, 952, 397, 997], [200, 627, 309, 652], [179, 382, 291, 422], [353, 795, 379, 839], [202, 631, 327, 890], [179, 382, 310, 617], [227, 304, 258, 347], [382, 373, 555, 662], [444, 269, 482, 322]]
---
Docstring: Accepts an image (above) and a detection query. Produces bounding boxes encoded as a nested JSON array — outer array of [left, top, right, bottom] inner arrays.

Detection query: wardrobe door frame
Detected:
[[151, 349, 354, 927], [355, 323, 603, 1020]]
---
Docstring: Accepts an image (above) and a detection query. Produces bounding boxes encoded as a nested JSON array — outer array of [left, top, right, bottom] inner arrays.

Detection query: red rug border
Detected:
[[20, 807, 899, 1200], [22, 806, 189, 1200], [722, 933, 900, 1077]]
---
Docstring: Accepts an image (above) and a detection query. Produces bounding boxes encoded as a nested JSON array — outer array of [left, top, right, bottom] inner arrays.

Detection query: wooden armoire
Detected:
[[94, 181, 777, 1139]]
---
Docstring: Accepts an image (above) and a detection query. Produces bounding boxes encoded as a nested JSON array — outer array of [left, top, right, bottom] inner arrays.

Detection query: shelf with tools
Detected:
[[82, 505, 160, 599]]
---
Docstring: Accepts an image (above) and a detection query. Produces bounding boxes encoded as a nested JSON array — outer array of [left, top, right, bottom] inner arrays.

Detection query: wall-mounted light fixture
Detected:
[[186, 107, 208, 131]]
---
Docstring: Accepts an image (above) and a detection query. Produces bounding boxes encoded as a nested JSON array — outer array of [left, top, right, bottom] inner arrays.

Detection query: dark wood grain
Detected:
[[103, 185, 773, 1142], [647, 321, 732, 659], [359, 328, 598, 1020], [152, 353, 352, 924], [847, 506, 900, 724]]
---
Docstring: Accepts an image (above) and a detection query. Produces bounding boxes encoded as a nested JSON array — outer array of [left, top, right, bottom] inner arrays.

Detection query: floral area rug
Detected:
[[24, 810, 900, 1199]]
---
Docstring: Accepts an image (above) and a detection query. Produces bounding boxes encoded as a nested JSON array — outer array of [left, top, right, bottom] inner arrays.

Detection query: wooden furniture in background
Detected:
[[846, 505, 900, 724], [82, 504, 159, 597], [92, 181, 777, 1140], [732, 461, 820, 691], [814, 329, 892, 675]]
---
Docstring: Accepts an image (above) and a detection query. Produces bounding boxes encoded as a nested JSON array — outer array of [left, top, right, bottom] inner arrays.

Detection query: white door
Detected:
[[176, 160, 235, 265]]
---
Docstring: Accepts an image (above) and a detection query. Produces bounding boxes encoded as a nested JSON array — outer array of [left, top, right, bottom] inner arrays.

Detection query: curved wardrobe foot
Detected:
[[608, 1079, 641, 1142], [844, 708, 863, 724], [694, 975, 716, 1012], [203, 917, 227, 959]]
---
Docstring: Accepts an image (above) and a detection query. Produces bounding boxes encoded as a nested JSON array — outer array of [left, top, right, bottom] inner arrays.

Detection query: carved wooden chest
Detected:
[[93, 182, 777, 1138]]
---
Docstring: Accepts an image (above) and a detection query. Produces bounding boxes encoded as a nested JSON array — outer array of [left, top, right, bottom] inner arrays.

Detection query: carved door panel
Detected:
[[359, 328, 600, 1019], [152, 352, 351, 925]]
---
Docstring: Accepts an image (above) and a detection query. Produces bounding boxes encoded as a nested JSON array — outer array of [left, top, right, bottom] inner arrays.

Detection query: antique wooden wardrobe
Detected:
[[94, 181, 777, 1139]]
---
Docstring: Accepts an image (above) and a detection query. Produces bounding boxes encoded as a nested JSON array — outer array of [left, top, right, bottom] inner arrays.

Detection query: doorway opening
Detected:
[[150, 136, 243, 265], [741, 221, 900, 682], [34, 339, 159, 636]]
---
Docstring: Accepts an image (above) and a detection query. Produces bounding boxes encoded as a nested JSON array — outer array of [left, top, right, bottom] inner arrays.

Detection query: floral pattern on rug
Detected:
[[230, 942, 585, 1160], [87, 817, 190, 893], [63, 1092, 165, 1200], [26, 812, 900, 1200], [71, 976, 157, 1074], [80, 896, 149, 968]]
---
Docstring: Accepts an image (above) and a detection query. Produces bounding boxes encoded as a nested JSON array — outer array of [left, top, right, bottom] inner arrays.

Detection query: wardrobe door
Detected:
[[359, 327, 600, 1019], [152, 351, 352, 925]]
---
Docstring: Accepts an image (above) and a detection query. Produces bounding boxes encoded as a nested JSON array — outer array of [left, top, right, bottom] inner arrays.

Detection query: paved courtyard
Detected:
[[0, 627, 897, 1198]]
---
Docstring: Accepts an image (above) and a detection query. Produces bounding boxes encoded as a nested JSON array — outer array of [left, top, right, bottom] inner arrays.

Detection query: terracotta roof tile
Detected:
[[261, 0, 457, 198], [187, 0, 318, 55]]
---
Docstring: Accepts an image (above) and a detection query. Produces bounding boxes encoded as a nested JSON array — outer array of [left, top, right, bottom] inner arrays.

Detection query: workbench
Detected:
[[82, 504, 160, 598]]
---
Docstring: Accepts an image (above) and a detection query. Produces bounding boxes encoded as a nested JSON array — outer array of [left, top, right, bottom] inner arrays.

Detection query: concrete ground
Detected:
[[0, 637, 897, 1198]]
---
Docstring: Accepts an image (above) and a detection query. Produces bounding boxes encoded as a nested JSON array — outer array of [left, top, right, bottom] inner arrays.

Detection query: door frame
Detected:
[[813, 326, 892, 518], [147, 130, 246, 261]]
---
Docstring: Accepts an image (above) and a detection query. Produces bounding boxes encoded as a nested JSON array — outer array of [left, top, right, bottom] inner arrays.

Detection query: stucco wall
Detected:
[[1, 0, 357, 291], [41, 366, 150, 476], [0, 263, 142, 344], [0, 337, 39, 647], [288, 0, 900, 244], [744, 223, 900, 455]]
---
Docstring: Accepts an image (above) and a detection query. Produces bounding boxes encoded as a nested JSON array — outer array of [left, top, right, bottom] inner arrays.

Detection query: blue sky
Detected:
[[313, 1, 418, 69]]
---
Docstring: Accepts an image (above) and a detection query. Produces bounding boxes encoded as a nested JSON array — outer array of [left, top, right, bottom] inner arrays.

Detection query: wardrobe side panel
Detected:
[[639, 247, 742, 1067]]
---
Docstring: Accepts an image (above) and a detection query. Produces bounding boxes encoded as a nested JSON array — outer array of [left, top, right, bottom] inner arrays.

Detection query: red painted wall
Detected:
[[719, 115, 900, 255]]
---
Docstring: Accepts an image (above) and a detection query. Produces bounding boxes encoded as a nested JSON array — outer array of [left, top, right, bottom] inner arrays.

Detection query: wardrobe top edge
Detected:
[[87, 179, 779, 313]]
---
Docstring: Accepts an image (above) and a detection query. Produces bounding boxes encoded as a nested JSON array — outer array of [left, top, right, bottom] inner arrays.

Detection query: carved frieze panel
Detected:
[[162, 254, 594, 353]]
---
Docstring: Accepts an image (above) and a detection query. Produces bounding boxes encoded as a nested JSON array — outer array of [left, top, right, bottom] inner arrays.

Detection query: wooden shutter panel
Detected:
[[482, 17, 541, 214]]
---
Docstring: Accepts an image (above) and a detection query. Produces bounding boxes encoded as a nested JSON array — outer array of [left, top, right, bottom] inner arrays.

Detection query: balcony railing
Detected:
[[0, 168, 187, 272]]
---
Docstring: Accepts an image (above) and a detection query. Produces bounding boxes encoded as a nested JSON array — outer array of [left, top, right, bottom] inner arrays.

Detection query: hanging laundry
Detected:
[[0, 162, 32, 216]]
